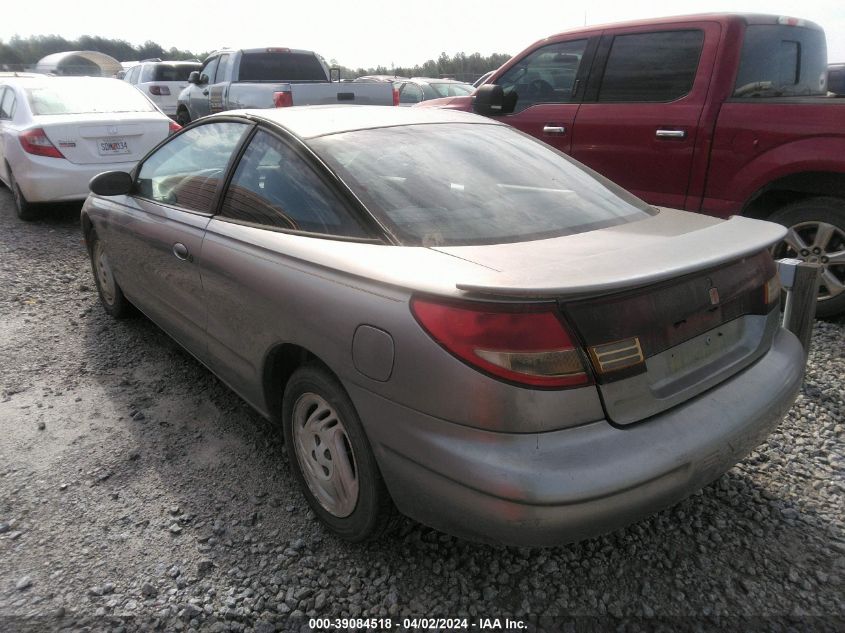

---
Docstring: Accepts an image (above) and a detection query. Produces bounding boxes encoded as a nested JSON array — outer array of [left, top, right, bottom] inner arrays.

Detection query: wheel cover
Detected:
[[292, 392, 359, 518], [774, 220, 845, 302], [93, 241, 117, 305]]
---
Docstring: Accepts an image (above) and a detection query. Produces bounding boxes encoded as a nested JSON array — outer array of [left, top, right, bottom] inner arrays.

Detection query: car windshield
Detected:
[[429, 82, 474, 97], [26, 80, 156, 115], [311, 123, 656, 246]]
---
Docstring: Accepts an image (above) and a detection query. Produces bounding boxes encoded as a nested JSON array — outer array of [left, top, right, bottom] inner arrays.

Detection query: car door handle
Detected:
[[655, 129, 687, 139], [202, 89, 209, 96], [543, 125, 567, 135], [172, 243, 190, 261]]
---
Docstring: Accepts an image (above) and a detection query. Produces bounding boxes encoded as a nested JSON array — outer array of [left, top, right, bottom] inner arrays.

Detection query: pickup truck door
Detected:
[[208, 54, 231, 114], [491, 38, 597, 154], [189, 56, 220, 119], [570, 23, 720, 209]]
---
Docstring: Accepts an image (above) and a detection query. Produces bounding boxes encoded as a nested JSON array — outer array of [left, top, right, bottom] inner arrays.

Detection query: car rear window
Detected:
[[311, 123, 656, 246], [143, 63, 202, 82], [237, 52, 328, 82], [26, 80, 156, 115], [734, 25, 828, 97]]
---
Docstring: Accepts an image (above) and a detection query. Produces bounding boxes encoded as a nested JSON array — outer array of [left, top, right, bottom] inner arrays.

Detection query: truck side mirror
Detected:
[[329, 67, 341, 83], [473, 84, 506, 116], [188, 71, 200, 85]]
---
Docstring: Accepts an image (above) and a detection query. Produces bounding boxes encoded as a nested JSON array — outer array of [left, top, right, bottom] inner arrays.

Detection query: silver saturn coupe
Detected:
[[82, 106, 805, 546]]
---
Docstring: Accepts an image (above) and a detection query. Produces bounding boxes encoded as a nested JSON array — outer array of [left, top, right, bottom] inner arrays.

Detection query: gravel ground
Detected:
[[0, 189, 843, 633]]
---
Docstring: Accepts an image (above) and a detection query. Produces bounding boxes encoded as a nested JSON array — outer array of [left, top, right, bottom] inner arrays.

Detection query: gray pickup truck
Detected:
[[176, 47, 395, 124]]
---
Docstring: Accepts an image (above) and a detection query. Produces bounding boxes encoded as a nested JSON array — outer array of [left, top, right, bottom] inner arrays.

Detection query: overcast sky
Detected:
[[1, 0, 843, 68]]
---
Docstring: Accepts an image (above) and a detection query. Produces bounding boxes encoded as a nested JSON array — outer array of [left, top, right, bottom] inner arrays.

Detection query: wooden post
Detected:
[[778, 259, 821, 356]]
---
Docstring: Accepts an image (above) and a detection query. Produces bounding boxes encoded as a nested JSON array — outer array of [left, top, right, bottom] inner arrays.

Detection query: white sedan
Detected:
[[0, 75, 179, 220]]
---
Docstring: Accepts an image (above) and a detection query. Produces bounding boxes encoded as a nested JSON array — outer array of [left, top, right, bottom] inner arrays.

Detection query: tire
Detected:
[[282, 364, 396, 542], [176, 107, 191, 127], [8, 168, 40, 221], [88, 231, 133, 318], [770, 197, 845, 318]]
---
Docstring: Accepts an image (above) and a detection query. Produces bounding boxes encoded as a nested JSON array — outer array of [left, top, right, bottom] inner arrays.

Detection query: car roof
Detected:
[[220, 105, 502, 139]]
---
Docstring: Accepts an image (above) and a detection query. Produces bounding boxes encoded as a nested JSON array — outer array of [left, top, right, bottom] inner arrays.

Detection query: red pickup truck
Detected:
[[420, 14, 845, 316]]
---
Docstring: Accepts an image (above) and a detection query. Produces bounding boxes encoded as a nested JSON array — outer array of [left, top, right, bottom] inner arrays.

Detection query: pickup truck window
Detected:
[[734, 26, 828, 97], [598, 30, 704, 102], [216, 55, 232, 83], [136, 122, 249, 213], [497, 39, 587, 112], [220, 130, 367, 238], [200, 57, 220, 84], [237, 52, 328, 82]]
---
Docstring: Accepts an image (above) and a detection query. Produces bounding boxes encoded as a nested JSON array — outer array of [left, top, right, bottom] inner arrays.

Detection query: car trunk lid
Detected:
[[37, 113, 169, 165], [435, 210, 785, 424]]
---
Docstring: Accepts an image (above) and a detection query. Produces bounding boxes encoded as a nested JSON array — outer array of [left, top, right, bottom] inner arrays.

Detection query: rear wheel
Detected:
[[282, 364, 396, 542], [89, 232, 132, 318], [770, 197, 845, 318], [8, 168, 40, 221]]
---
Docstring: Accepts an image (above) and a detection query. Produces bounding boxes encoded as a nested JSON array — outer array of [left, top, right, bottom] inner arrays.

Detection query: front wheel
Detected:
[[89, 231, 133, 318], [770, 197, 845, 318], [282, 364, 395, 542], [175, 107, 191, 127]]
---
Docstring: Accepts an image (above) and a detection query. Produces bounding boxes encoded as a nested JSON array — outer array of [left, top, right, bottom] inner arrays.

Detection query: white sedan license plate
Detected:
[[98, 138, 130, 156]]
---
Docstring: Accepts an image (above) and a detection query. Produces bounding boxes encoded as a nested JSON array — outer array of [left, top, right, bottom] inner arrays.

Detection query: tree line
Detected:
[[1, 35, 509, 82]]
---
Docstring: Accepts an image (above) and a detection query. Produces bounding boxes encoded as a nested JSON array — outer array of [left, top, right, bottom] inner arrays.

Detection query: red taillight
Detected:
[[273, 91, 293, 108], [168, 121, 182, 135], [411, 297, 591, 388], [19, 128, 64, 159], [149, 85, 171, 96], [392, 88, 400, 106]]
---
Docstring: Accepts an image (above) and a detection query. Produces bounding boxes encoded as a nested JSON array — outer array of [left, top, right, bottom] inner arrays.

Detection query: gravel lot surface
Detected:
[[0, 190, 843, 633]]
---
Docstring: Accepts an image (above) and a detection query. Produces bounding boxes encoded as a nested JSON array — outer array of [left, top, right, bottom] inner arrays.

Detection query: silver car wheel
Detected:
[[292, 392, 359, 518], [93, 241, 117, 306], [779, 220, 845, 301]]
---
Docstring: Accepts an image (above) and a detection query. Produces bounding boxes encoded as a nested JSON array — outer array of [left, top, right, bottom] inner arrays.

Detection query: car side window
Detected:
[[200, 57, 219, 84], [0, 88, 14, 120], [127, 65, 141, 84], [219, 129, 368, 238], [597, 30, 704, 102], [140, 64, 155, 83], [135, 122, 249, 213], [215, 54, 231, 83], [399, 83, 423, 104], [497, 39, 588, 112]]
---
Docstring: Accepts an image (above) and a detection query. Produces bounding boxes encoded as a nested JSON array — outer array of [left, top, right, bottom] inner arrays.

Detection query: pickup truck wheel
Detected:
[[8, 168, 40, 221], [770, 197, 845, 318], [89, 232, 133, 318], [176, 108, 191, 126], [282, 364, 396, 542]]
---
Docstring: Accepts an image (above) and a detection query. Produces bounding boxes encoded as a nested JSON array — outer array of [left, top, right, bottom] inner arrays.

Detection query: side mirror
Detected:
[[188, 71, 200, 85], [473, 84, 505, 116], [89, 170, 133, 196], [329, 67, 341, 83]]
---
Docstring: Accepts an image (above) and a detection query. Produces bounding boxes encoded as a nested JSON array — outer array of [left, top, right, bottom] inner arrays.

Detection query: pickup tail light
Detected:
[[392, 88, 400, 106], [19, 128, 64, 159], [273, 91, 294, 108], [168, 121, 182, 135], [148, 85, 171, 96], [411, 297, 592, 388]]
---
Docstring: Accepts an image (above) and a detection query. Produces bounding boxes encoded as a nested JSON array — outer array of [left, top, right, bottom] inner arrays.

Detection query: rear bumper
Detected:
[[349, 328, 805, 546], [13, 154, 136, 203]]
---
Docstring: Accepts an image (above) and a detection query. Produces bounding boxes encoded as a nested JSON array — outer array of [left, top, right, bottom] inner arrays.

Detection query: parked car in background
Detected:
[[0, 75, 179, 220], [176, 48, 396, 125], [124, 60, 202, 118], [396, 77, 474, 105], [420, 14, 845, 316], [829, 63, 845, 95], [82, 105, 803, 546], [353, 74, 408, 83]]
